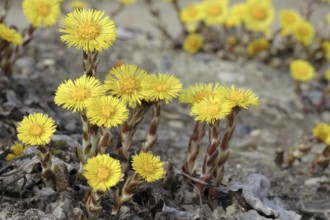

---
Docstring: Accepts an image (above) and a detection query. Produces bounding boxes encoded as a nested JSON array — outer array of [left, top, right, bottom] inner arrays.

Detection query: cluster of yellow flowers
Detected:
[[180, 83, 258, 124], [12, 8, 170, 195], [180, 0, 329, 62], [5, 2, 261, 216]]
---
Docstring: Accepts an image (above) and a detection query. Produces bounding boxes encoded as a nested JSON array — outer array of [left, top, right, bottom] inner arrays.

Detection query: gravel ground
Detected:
[[0, 1, 329, 219]]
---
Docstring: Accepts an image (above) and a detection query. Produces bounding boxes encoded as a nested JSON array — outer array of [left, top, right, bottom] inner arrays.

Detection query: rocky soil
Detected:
[[1, 1, 330, 219]]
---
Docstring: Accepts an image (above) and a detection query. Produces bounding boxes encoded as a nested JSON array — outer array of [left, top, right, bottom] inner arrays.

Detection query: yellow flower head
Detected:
[[202, 0, 228, 25], [17, 113, 56, 146], [0, 24, 23, 45], [142, 74, 183, 103], [119, 0, 137, 4], [84, 154, 122, 190], [179, 83, 218, 105], [54, 75, 105, 112], [292, 20, 314, 46], [86, 96, 128, 128], [321, 41, 330, 60], [6, 143, 30, 161], [183, 33, 203, 54], [244, 0, 275, 32], [180, 3, 204, 24], [313, 123, 330, 143], [279, 9, 302, 36], [225, 3, 246, 27], [190, 96, 233, 124], [290, 59, 315, 82], [22, 0, 61, 27], [247, 38, 270, 57], [326, 69, 330, 81], [219, 85, 259, 109], [60, 9, 116, 52], [105, 64, 148, 108], [132, 152, 165, 182], [70, 0, 87, 10]]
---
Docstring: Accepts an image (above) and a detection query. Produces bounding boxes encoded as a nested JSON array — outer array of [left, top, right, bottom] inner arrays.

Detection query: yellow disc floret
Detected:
[[183, 33, 203, 54], [244, 0, 275, 32], [54, 75, 105, 112], [142, 73, 182, 103], [190, 96, 233, 124], [84, 154, 122, 190], [85, 96, 128, 128], [22, 0, 61, 27], [105, 64, 148, 108], [292, 20, 314, 46], [132, 152, 165, 182], [247, 38, 269, 57], [219, 85, 259, 109], [290, 59, 315, 82], [17, 113, 56, 146], [60, 9, 116, 52]]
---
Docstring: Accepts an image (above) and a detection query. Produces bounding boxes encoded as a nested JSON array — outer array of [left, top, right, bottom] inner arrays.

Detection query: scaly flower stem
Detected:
[[78, 114, 100, 177], [142, 101, 161, 152], [98, 127, 113, 154], [120, 172, 143, 204], [182, 121, 206, 178], [115, 102, 151, 171], [36, 145, 55, 188], [85, 189, 104, 220], [82, 51, 99, 77], [312, 145, 330, 169], [213, 107, 240, 186], [195, 121, 220, 192]]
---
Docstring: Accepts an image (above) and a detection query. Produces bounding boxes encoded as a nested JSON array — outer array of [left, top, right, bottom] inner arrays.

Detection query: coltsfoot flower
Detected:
[[105, 64, 148, 108], [219, 85, 259, 109], [84, 154, 122, 190], [202, 0, 228, 25], [22, 0, 61, 27], [0, 24, 23, 45], [292, 20, 314, 46], [183, 33, 203, 54], [54, 75, 105, 112], [6, 143, 30, 161], [132, 152, 165, 182], [17, 113, 56, 145], [279, 9, 301, 36], [190, 96, 233, 124], [290, 59, 315, 82], [180, 3, 204, 24], [60, 9, 116, 52], [142, 74, 182, 103], [313, 123, 330, 143], [225, 3, 246, 27], [247, 38, 270, 57], [179, 83, 217, 105], [85, 96, 129, 128], [244, 0, 275, 32]]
